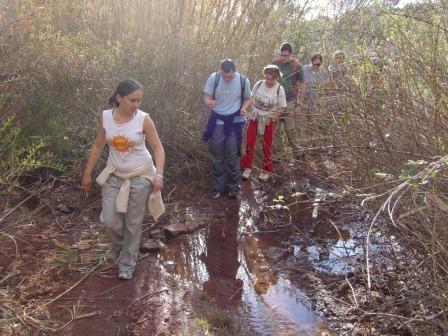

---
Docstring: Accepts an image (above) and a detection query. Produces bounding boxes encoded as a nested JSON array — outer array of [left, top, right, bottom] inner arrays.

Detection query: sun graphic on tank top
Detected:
[[110, 135, 135, 152]]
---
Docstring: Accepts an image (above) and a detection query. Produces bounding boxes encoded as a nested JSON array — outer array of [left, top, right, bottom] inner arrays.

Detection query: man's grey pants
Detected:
[[274, 100, 304, 152], [101, 175, 151, 273], [208, 124, 241, 193]]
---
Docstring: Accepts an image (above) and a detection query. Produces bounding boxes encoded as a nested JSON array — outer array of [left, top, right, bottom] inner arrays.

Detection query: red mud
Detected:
[[1, 162, 344, 336]]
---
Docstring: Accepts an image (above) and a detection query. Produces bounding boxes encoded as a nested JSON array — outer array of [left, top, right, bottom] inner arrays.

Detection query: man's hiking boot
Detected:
[[228, 189, 241, 199]]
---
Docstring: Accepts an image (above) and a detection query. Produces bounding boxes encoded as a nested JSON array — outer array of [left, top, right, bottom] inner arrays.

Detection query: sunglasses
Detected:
[[312, 63, 321, 66]]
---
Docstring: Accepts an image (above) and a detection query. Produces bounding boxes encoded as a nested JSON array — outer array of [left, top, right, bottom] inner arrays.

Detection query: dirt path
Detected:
[[1, 160, 369, 335]]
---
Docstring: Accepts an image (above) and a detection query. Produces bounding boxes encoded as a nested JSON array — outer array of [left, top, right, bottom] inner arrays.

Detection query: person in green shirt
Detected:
[[272, 42, 305, 158]]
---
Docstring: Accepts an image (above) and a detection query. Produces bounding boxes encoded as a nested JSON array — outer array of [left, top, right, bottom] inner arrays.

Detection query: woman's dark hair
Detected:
[[220, 59, 236, 73], [109, 79, 143, 106]]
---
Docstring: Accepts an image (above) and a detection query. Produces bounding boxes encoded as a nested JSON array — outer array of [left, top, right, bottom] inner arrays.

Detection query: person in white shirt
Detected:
[[81, 79, 165, 280], [302, 53, 329, 148], [329, 50, 348, 81], [240, 65, 287, 181]]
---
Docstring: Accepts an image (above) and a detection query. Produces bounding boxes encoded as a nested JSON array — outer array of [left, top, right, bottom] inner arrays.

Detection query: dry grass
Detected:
[[0, 0, 447, 335]]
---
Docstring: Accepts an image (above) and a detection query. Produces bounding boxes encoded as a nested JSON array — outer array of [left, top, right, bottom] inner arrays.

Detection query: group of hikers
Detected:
[[203, 42, 349, 200], [80, 41, 351, 280]]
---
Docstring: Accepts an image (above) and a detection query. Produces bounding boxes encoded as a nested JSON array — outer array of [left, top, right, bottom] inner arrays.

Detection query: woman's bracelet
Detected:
[[156, 174, 164, 180]]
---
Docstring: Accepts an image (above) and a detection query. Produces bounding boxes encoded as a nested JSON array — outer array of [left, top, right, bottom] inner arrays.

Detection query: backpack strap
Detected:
[[212, 72, 220, 100], [253, 80, 277, 96], [254, 80, 262, 94], [254, 80, 279, 101], [240, 74, 246, 107]]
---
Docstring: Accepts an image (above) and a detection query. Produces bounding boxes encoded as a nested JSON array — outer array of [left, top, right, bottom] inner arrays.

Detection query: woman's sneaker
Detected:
[[259, 172, 270, 182], [118, 270, 133, 280], [242, 168, 252, 180]]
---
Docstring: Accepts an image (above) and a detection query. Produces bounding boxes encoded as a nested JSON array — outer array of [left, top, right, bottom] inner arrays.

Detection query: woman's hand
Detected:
[[152, 174, 164, 192], [144, 116, 165, 193], [81, 174, 92, 192], [81, 115, 106, 193]]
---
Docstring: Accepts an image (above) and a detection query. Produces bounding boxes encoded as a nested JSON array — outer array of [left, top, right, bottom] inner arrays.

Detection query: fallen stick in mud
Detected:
[[38, 260, 103, 309], [139, 240, 167, 252], [127, 288, 169, 309], [239, 229, 281, 236], [163, 219, 204, 237]]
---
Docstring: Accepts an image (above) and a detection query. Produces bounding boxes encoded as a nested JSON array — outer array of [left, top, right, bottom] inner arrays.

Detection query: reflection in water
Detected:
[[239, 186, 279, 295], [242, 235, 279, 294], [202, 206, 243, 305], [264, 279, 325, 334], [158, 182, 329, 334], [159, 232, 209, 284], [237, 254, 327, 335], [295, 218, 363, 274], [158, 206, 210, 284], [237, 182, 328, 335]]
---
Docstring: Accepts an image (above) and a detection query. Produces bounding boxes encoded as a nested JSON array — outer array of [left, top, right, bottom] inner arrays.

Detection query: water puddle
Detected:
[[237, 249, 327, 335], [292, 219, 364, 274], [157, 181, 331, 335]]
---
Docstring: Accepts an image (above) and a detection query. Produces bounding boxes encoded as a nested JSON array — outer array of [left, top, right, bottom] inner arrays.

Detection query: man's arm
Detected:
[[204, 73, 219, 109], [240, 97, 251, 117], [204, 94, 218, 109], [240, 77, 252, 116]]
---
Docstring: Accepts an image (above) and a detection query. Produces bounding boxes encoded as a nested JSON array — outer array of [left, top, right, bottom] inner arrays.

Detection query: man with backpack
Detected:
[[203, 59, 251, 199], [272, 42, 305, 158]]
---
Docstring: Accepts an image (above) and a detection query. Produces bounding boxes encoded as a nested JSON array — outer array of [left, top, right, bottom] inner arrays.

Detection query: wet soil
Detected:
[[0, 158, 375, 335]]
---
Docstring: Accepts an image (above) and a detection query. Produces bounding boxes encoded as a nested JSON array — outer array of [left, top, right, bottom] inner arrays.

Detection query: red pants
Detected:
[[241, 119, 276, 173]]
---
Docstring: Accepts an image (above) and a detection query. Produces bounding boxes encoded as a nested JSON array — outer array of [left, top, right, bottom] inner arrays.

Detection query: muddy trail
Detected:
[[1, 158, 376, 336]]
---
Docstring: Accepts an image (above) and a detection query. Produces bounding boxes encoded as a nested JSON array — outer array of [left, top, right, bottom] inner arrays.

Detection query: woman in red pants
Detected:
[[241, 65, 286, 181]]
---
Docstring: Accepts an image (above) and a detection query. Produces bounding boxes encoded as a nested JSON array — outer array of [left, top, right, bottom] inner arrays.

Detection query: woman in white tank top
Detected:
[[81, 79, 165, 280]]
